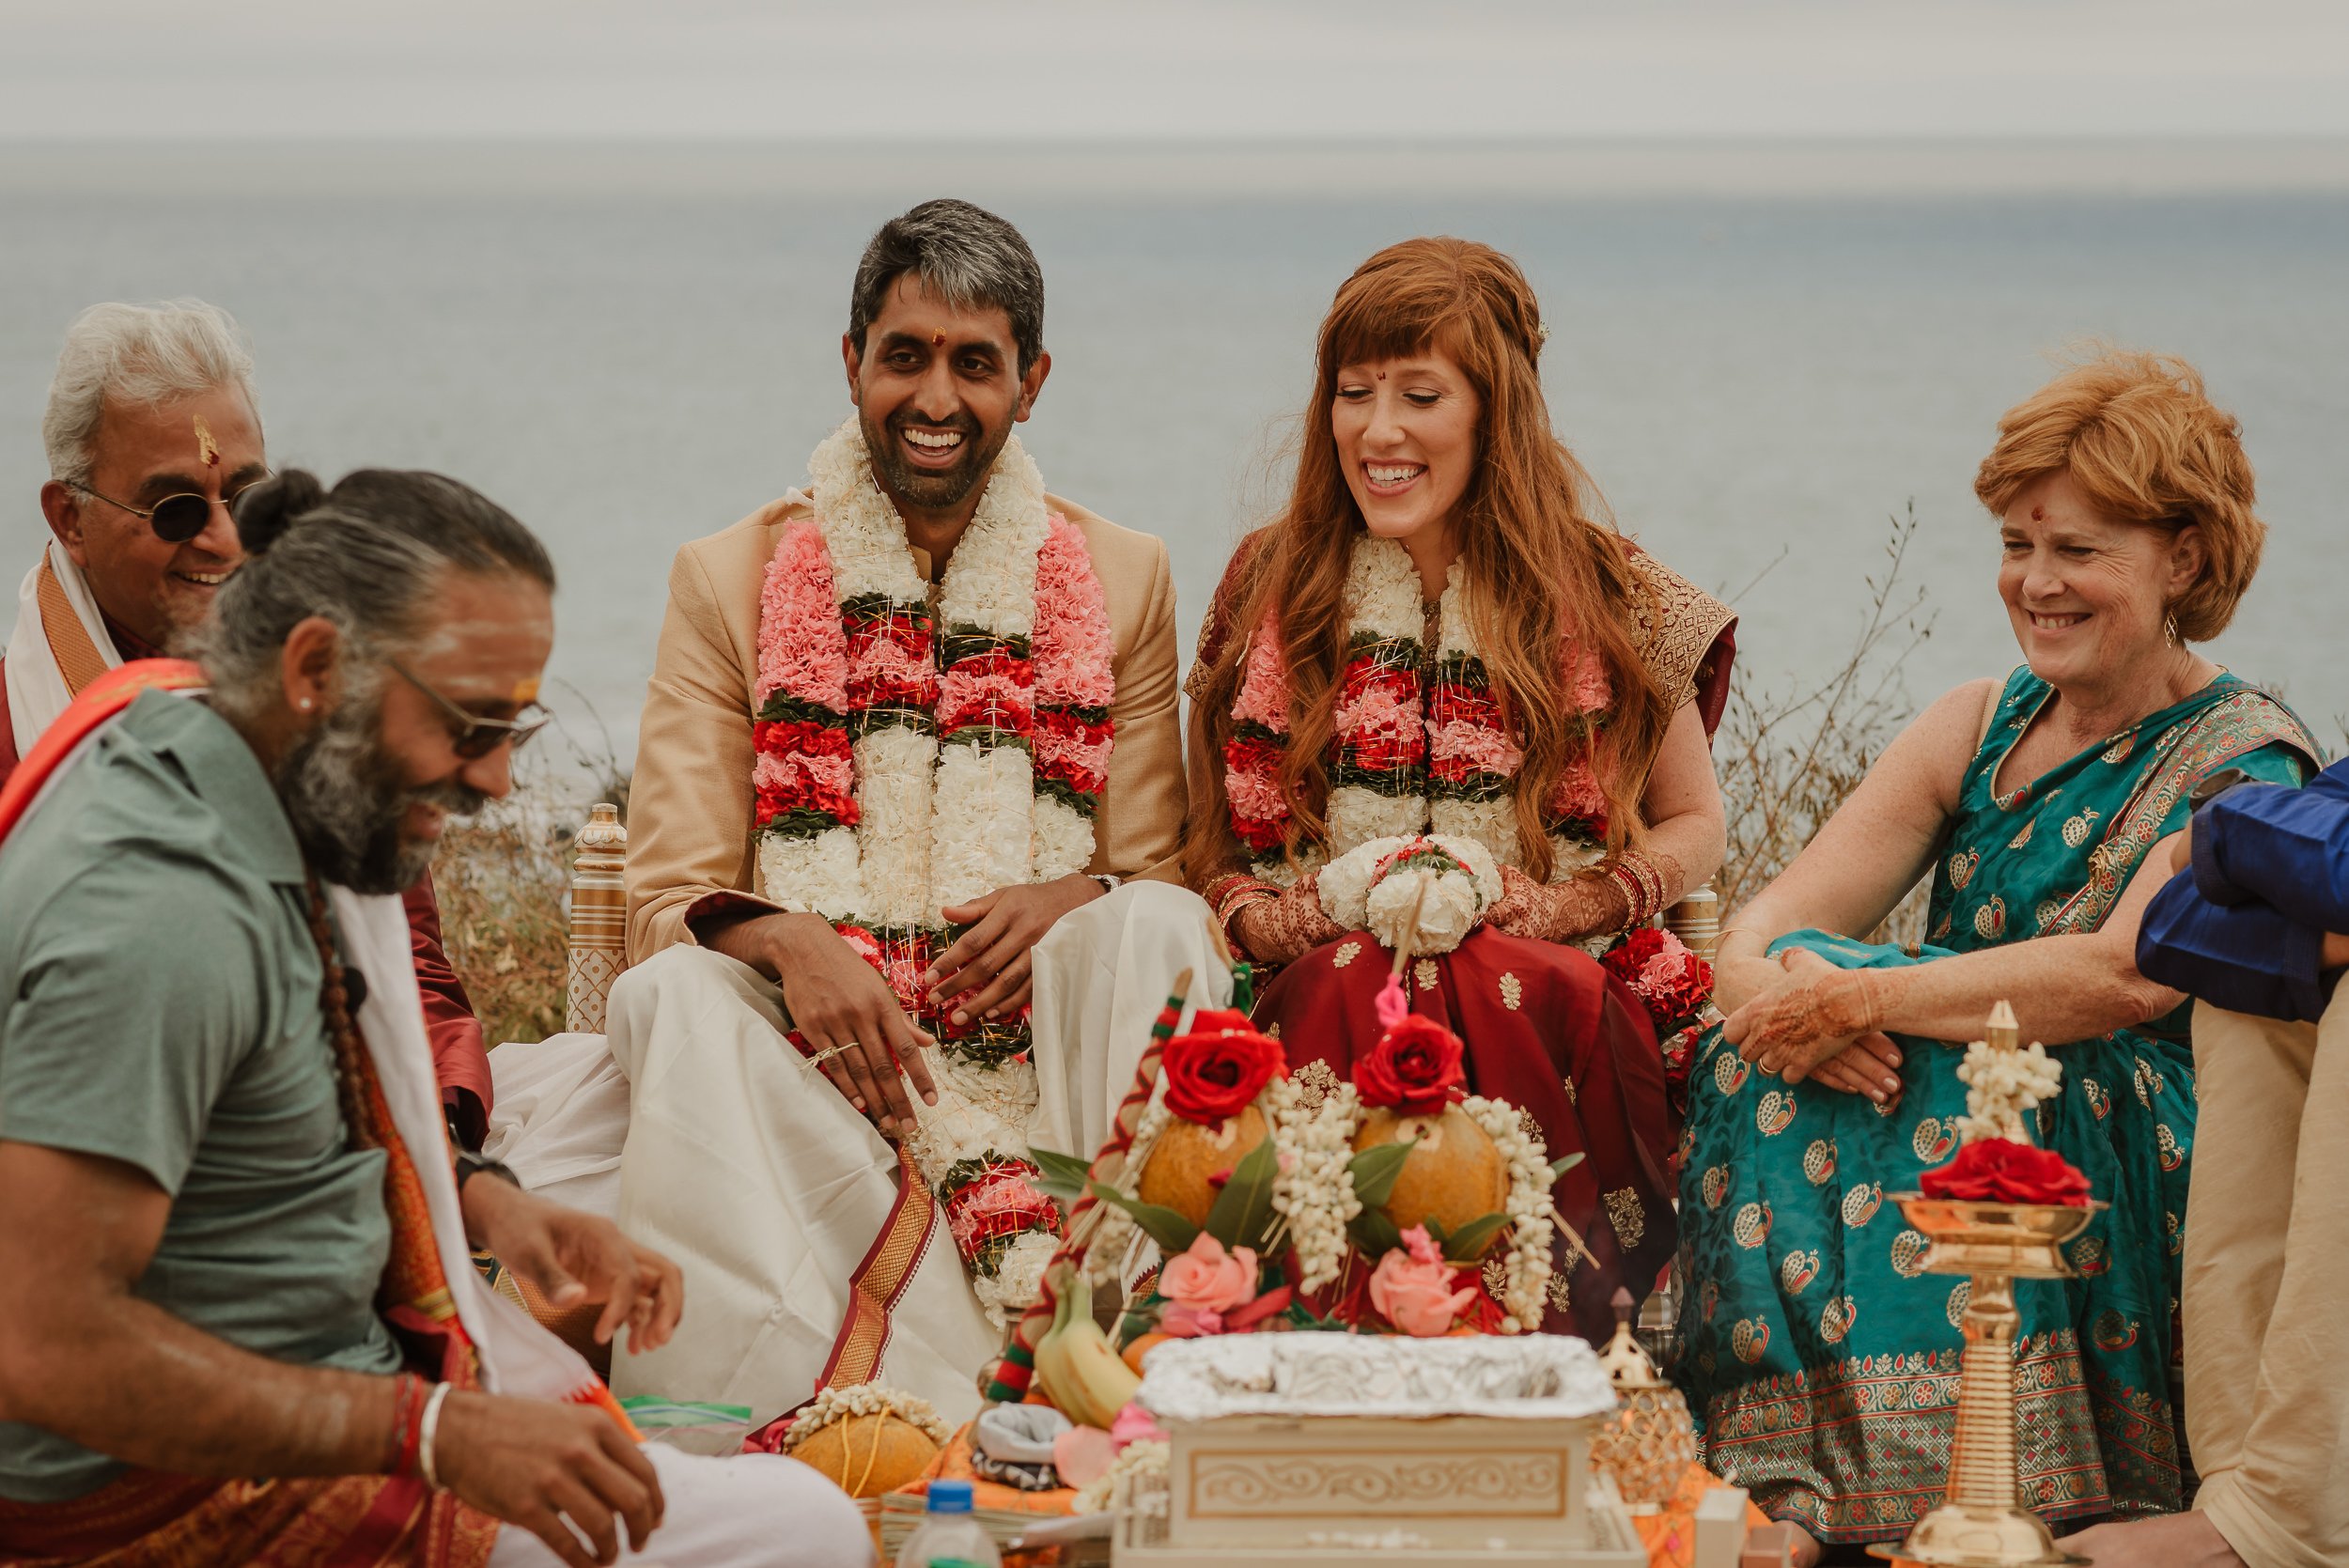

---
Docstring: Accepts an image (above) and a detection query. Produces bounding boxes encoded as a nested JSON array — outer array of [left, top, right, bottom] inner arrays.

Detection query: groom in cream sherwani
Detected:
[[563, 199, 1221, 1428]]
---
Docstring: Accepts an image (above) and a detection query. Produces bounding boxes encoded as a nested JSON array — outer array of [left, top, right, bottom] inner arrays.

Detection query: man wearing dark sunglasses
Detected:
[[3, 300, 501, 1149]]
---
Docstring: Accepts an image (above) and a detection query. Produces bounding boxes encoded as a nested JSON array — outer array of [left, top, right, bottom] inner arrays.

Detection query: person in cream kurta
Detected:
[[598, 483, 1214, 1429], [493, 201, 1220, 1431]]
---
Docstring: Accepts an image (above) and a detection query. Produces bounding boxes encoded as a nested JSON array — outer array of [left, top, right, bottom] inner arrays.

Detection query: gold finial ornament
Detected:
[[565, 803, 628, 1033], [1871, 1002, 2102, 1568], [1589, 1286, 1698, 1514]]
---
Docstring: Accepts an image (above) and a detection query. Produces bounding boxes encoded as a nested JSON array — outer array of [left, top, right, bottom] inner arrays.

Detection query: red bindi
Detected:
[[2031, 505, 2046, 521], [1377, 371, 1387, 381], [931, 332, 945, 347]]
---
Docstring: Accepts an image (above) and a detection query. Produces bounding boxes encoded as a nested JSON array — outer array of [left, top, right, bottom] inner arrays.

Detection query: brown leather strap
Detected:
[[36, 555, 112, 697]]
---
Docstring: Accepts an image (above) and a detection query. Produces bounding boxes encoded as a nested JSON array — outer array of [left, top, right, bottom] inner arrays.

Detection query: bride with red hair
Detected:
[[1184, 237, 1736, 1339]]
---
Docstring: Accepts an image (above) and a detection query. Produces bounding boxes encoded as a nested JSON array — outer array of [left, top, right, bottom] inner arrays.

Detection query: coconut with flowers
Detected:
[[1351, 1014, 1508, 1234], [776, 1384, 950, 1498], [1134, 1008, 1283, 1225]]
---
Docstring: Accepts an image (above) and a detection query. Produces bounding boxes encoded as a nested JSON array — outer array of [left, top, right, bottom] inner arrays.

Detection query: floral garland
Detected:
[[1460, 1094, 1560, 1331], [1224, 536, 1611, 888], [1266, 1072, 1361, 1295], [751, 418, 1116, 1322]]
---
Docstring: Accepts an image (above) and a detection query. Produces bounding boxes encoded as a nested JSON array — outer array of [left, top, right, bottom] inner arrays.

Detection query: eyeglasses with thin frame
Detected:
[[386, 657, 551, 760], [70, 477, 270, 545]]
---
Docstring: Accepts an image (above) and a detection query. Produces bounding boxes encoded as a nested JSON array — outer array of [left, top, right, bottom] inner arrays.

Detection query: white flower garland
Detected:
[[1268, 1074, 1361, 1295], [1462, 1095, 1559, 1332], [786, 1382, 953, 1449], [1955, 1033, 2063, 1144]]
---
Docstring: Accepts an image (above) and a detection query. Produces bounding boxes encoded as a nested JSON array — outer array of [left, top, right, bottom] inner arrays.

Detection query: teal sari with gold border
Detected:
[[1673, 669, 2316, 1542]]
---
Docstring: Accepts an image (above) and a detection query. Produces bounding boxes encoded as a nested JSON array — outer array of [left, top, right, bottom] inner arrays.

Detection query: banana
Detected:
[[1031, 1275, 1142, 1430]]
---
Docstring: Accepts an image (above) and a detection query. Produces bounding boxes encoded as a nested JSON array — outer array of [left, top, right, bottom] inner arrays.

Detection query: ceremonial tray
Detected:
[[1114, 1334, 1644, 1565]]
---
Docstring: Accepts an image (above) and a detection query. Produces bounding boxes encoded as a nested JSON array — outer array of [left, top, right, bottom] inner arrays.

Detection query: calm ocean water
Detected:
[[6, 143, 2345, 766]]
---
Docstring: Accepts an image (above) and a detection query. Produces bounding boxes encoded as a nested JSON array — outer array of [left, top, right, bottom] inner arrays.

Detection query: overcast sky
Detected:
[[7, 0, 2348, 142]]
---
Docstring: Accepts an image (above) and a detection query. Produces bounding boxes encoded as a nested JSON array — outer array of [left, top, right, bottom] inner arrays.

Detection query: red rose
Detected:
[[1354, 1015, 1469, 1116], [1161, 1009, 1284, 1125], [1921, 1138, 2092, 1206], [1602, 928, 1713, 1030]]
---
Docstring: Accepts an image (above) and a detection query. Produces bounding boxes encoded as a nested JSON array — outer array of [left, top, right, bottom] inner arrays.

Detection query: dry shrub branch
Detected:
[[1715, 505, 1937, 948], [432, 704, 630, 1048]]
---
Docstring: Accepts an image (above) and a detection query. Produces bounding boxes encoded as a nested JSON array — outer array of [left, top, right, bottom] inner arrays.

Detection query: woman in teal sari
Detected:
[[1675, 353, 2318, 1554]]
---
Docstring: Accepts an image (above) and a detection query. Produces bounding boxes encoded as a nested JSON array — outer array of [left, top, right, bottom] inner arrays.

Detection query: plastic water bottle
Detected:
[[894, 1478, 1000, 1568]]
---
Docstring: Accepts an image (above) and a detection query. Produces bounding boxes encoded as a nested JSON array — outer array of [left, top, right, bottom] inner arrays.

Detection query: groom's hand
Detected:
[[925, 875, 1103, 1024], [706, 911, 938, 1133]]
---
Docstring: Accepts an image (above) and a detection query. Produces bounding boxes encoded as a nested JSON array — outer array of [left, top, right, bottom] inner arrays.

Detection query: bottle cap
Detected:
[[927, 1478, 974, 1514]]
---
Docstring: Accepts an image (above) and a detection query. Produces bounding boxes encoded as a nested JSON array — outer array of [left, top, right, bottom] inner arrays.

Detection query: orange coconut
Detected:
[[786, 1412, 942, 1498], [1135, 1105, 1270, 1226], [1354, 1105, 1510, 1237]]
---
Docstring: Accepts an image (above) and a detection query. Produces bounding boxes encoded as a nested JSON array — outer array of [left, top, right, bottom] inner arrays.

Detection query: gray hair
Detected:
[[197, 468, 555, 724], [42, 299, 260, 488], [848, 199, 1045, 374]]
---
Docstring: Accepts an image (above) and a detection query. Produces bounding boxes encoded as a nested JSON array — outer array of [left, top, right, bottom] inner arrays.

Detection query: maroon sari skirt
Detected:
[[1254, 926, 1679, 1344]]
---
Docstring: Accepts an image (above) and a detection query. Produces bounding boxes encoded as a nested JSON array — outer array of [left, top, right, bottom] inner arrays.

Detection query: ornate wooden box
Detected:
[[1115, 1335, 1644, 1566]]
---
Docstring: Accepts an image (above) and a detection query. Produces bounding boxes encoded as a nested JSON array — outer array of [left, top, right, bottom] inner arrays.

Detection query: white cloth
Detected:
[[1030, 880, 1230, 1158], [6, 538, 121, 753], [602, 883, 1225, 1424], [484, 1031, 630, 1221], [485, 1445, 874, 1568]]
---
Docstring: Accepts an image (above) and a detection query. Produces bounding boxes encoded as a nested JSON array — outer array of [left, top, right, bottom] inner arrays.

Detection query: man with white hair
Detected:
[[2, 300, 497, 1147]]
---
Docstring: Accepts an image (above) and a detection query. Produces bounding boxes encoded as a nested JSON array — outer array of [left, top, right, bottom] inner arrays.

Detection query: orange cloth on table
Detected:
[[891, 1423, 1078, 1566], [1635, 1460, 1773, 1568]]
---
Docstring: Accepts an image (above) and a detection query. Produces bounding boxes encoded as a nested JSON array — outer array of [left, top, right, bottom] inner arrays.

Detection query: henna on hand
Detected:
[[1485, 865, 1628, 944], [1234, 875, 1347, 965], [1723, 952, 1904, 1082]]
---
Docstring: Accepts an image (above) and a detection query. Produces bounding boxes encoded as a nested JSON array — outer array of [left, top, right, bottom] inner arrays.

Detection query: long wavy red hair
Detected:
[[1185, 237, 1667, 889]]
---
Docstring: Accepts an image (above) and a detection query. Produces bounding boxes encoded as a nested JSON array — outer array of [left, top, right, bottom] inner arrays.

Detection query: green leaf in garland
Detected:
[[1086, 1181, 1201, 1255], [1550, 1151, 1587, 1181], [1203, 1130, 1281, 1253], [1027, 1147, 1096, 1203], [1440, 1212, 1512, 1264], [1347, 1206, 1404, 1260], [1349, 1139, 1418, 1210]]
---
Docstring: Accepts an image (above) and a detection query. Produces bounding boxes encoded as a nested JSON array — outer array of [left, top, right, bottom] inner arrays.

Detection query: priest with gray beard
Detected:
[[0, 468, 871, 1567]]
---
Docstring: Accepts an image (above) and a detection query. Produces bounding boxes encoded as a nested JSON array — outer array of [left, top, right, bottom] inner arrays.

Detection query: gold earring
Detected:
[[2164, 614, 2180, 647]]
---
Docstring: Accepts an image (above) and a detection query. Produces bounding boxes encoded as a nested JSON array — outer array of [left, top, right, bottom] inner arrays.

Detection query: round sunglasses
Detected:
[[71, 478, 267, 544]]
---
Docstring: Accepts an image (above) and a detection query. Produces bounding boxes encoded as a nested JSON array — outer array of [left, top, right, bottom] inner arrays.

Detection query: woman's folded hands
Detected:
[[1724, 947, 1909, 1102]]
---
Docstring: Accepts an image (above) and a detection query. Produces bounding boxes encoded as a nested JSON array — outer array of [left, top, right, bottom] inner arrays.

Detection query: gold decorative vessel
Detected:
[[1868, 1196, 2104, 1566], [1589, 1287, 1699, 1516]]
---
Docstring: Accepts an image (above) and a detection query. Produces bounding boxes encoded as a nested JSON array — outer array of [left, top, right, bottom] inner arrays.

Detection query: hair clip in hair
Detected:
[[193, 413, 219, 468], [1535, 321, 1551, 346]]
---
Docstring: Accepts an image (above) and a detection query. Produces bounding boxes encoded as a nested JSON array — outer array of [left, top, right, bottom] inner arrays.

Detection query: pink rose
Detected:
[[1369, 1225, 1479, 1337], [1111, 1402, 1169, 1452], [1159, 1233, 1259, 1314]]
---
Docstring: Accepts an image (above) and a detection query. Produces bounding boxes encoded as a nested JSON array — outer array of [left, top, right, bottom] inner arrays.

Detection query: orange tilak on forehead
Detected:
[[511, 676, 540, 706], [193, 413, 219, 468], [931, 331, 945, 346]]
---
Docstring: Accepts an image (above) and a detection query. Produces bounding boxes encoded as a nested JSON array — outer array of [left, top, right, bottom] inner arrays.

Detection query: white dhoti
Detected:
[[486, 1445, 874, 1567], [599, 883, 1224, 1426], [483, 1030, 630, 1220]]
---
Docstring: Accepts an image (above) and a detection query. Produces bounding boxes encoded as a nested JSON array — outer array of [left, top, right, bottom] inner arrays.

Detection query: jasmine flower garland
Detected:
[[749, 418, 1118, 1322]]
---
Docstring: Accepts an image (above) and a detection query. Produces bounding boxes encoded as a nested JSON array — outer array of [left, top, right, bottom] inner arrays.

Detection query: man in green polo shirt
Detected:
[[0, 469, 871, 1567]]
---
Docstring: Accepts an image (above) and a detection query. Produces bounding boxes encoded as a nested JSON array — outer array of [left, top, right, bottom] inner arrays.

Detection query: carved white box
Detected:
[[1127, 1334, 1638, 1561]]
